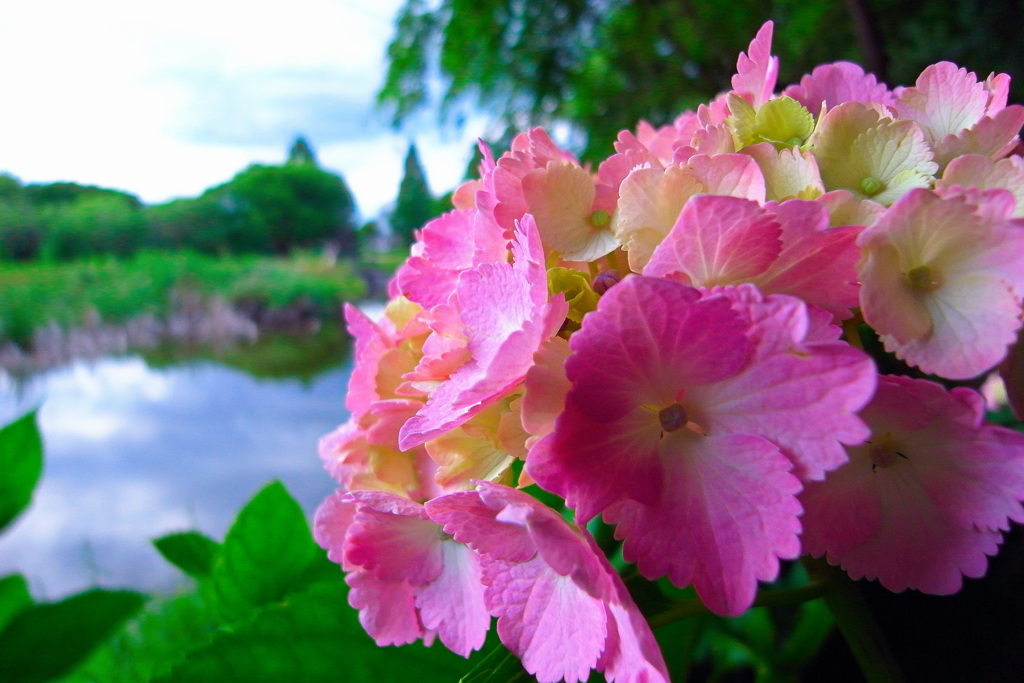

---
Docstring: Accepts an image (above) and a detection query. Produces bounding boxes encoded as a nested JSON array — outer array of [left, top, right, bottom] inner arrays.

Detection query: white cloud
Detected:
[[0, 0, 477, 215]]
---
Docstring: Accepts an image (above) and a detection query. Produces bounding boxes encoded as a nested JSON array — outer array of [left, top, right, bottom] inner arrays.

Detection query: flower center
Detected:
[[591, 269, 622, 295], [589, 209, 611, 228], [867, 433, 908, 471], [859, 176, 883, 197], [658, 403, 688, 432], [905, 265, 944, 292]]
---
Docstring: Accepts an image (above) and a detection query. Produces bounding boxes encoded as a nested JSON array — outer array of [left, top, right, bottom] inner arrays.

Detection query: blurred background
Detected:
[[1, 0, 1023, 680]]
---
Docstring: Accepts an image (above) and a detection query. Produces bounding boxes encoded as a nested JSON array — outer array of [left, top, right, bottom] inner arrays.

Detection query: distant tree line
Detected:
[[0, 136, 456, 262], [0, 138, 363, 262]]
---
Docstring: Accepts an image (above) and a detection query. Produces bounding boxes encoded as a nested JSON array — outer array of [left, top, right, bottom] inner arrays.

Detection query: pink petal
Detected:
[[751, 200, 863, 321], [484, 555, 607, 683], [313, 490, 358, 568], [732, 21, 779, 108], [425, 490, 538, 563], [342, 493, 442, 585], [801, 375, 1024, 594], [563, 277, 750, 424], [606, 431, 802, 616], [414, 540, 490, 656], [400, 216, 567, 448], [346, 571, 423, 646], [691, 287, 876, 480], [644, 195, 782, 287], [784, 61, 894, 111]]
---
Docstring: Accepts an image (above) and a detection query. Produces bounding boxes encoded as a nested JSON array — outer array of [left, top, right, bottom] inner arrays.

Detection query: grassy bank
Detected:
[[0, 251, 370, 349]]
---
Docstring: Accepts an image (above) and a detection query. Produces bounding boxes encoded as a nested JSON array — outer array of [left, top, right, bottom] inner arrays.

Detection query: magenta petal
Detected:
[[802, 375, 1024, 594], [564, 276, 751, 425], [343, 495, 443, 585], [783, 61, 894, 111], [528, 406, 664, 523], [607, 432, 802, 616], [441, 483, 667, 683], [731, 21, 779, 108], [425, 490, 538, 563], [752, 200, 863, 321], [399, 216, 566, 449], [692, 287, 876, 480]]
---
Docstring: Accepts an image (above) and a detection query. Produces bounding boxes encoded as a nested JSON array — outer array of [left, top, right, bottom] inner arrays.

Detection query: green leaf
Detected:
[[0, 574, 31, 633], [778, 599, 835, 668], [0, 589, 145, 683], [655, 614, 709, 682], [0, 411, 43, 533], [212, 481, 317, 620], [154, 531, 220, 578], [459, 642, 533, 683], [154, 581, 468, 682]]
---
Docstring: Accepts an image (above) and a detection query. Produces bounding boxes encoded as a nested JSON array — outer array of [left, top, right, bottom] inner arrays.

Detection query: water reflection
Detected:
[[0, 349, 351, 600]]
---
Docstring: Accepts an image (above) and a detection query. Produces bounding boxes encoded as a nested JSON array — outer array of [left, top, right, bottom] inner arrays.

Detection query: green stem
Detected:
[[647, 581, 828, 629], [803, 557, 905, 682]]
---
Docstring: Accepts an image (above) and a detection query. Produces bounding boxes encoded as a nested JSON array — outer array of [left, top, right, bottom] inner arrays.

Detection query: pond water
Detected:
[[0, 331, 359, 600]]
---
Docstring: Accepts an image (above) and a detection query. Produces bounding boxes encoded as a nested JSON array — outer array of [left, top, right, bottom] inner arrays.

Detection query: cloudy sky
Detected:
[[0, 0, 487, 218]]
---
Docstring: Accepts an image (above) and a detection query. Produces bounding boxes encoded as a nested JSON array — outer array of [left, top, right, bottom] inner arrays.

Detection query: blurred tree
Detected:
[[287, 136, 318, 166], [379, 0, 1024, 161], [0, 199, 43, 260], [43, 193, 146, 260], [144, 194, 239, 255], [0, 175, 43, 260], [223, 163, 359, 256], [0, 173, 22, 201], [390, 143, 435, 245]]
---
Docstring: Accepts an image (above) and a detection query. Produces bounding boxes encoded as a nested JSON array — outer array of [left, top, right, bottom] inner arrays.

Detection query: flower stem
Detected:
[[803, 556, 905, 682], [647, 581, 828, 628]]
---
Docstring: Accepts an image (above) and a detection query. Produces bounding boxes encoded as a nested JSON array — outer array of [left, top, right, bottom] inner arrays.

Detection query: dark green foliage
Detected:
[[0, 575, 31, 634], [143, 194, 239, 255], [144, 162, 359, 257], [379, 0, 854, 160], [287, 136, 318, 166], [153, 532, 220, 579], [0, 181, 147, 261], [223, 163, 359, 255], [0, 412, 43, 534], [0, 174, 21, 200], [379, 0, 1024, 162], [390, 143, 435, 245], [0, 590, 144, 683], [42, 192, 146, 260], [871, 0, 1024, 101], [212, 481, 318, 620], [65, 480, 480, 682], [459, 643, 534, 682], [154, 581, 469, 683], [0, 198, 43, 260], [22, 183, 141, 209]]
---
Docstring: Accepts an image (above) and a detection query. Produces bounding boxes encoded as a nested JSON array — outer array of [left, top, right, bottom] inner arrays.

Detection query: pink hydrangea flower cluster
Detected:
[[315, 21, 1024, 680]]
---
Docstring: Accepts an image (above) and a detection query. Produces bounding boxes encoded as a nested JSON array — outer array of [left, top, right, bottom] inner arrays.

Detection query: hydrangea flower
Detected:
[[858, 187, 1024, 379], [314, 18, 1024, 678], [399, 215, 568, 449], [801, 375, 1024, 593], [426, 482, 669, 683], [527, 276, 875, 615], [314, 490, 490, 656]]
